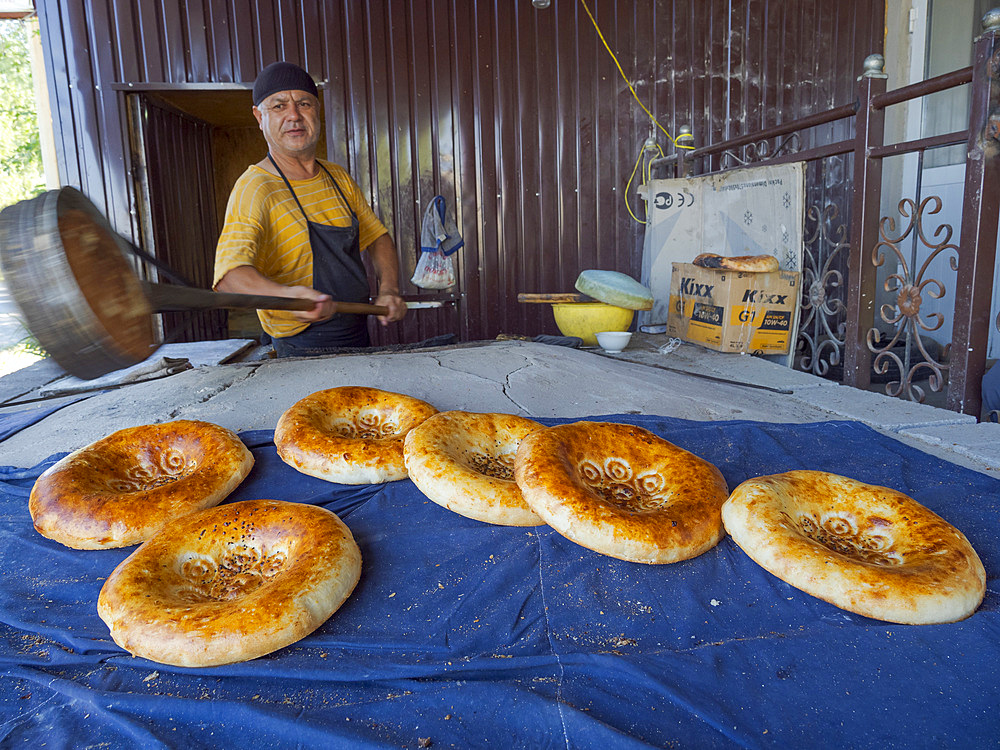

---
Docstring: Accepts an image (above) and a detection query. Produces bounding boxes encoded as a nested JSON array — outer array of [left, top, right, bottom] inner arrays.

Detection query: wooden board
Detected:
[[517, 293, 591, 303]]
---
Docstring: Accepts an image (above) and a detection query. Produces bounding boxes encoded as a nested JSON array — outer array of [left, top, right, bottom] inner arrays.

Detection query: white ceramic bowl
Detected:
[[595, 330, 632, 353]]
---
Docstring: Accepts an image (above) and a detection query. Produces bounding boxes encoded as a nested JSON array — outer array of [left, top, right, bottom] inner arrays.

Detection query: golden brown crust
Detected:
[[97, 499, 361, 667], [29, 420, 254, 549], [275, 387, 438, 484], [721, 470, 986, 624], [59, 208, 155, 362], [514, 421, 729, 563], [692, 253, 780, 273], [403, 411, 545, 526]]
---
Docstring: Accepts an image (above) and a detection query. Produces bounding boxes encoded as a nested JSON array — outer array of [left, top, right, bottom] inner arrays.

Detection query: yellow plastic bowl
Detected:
[[551, 302, 634, 346]]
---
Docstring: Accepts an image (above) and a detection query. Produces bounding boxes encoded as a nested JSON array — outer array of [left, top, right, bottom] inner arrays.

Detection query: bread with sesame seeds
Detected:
[[721, 470, 986, 624], [97, 499, 361, 667], [403, 411, 545, 526], [514, 421, 729, 563]]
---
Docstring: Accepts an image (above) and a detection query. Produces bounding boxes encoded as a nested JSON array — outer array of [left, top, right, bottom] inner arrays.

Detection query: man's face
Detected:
[[253, 89, 321, 157]]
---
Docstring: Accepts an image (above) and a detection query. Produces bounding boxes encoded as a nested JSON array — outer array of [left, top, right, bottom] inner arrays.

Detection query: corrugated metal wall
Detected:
[[36, 0, 884, 345]]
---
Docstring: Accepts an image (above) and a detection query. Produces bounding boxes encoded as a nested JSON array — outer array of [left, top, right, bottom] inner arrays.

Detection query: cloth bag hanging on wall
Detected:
[[412, 195, 463, 289]]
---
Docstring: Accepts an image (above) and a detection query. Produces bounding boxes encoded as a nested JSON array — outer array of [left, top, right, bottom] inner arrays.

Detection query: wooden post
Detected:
[[843, 54, 888, 390], [948, 11, 1000, 416]]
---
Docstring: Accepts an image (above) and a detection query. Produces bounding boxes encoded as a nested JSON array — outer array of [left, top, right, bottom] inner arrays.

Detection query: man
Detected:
[[213, 61, 406, 356]]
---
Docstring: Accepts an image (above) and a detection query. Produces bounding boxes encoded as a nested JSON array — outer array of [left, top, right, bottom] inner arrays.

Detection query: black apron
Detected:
[[268, 155, 372, 355]]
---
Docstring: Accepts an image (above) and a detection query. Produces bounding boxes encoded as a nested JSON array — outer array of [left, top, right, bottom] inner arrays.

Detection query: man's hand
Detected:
[[284, 285, 335, 323], [374, 292, 407, 326]]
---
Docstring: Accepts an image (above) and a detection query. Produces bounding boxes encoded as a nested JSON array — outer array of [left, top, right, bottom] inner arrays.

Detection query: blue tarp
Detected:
[[0, 397, 90, 443], [0, 415, 997, 748]]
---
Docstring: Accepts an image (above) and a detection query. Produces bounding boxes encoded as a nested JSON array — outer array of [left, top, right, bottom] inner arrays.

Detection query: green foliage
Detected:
[[16, 331, 46, 357], [0, 19, 44, 209]]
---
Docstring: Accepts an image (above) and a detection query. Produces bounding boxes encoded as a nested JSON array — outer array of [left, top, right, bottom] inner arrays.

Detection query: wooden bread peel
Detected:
[[0, 187, 391, 380]]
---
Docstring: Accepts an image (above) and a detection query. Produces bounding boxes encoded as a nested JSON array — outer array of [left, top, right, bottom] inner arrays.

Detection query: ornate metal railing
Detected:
[[868, 197, 958, 402], [798, 203, 849, 378], [651, 10, 1000, 418]]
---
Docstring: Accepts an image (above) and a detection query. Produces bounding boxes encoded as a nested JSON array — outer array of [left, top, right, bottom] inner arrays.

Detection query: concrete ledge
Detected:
[[784, 383, 976, 430], [898, 422, 1000, 474], [604, 335, 840, 393], [1, 339, 996, 480]]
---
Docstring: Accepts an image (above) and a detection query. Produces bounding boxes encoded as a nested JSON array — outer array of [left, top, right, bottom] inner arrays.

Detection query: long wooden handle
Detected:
[[332, 301, 391, 315], [143, 282, 389, 316], [517, 293, 591, 303]]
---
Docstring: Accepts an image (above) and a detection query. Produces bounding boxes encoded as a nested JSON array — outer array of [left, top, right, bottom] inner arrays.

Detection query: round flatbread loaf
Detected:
[[275, 386, 438, 484], [403, 411, 544, 526], [29, 420, 253, 549], [692, 253, 780, 273], [98, 499, 361, 667], [514, 421, 729, 563], [721, 470, 986, 624]]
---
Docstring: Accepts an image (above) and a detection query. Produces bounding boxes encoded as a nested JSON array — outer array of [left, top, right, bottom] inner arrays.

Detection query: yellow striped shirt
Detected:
[[213, 160, 388, 337]]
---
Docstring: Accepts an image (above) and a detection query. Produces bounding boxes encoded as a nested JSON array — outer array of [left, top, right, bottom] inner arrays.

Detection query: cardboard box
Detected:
[[666, 263, 800, 355], [640, 163, 805, 329]]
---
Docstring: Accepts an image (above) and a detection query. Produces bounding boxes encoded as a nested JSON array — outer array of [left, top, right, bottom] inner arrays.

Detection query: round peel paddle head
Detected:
[[0, 187, 157, 379], [0, 187, 390, 381]]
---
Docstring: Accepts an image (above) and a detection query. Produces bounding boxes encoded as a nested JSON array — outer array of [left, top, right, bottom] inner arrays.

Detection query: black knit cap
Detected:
[[252, 61, 318, 106]]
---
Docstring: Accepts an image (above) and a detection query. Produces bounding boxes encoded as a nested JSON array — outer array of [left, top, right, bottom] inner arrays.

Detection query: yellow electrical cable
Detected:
[[644, 143, 665, 184], [625, 144, 663, 224], [625, 143, 668, 225], [624, 146, 645, 223], [578, 0, 694, 151], [579, 0, 681, 224]]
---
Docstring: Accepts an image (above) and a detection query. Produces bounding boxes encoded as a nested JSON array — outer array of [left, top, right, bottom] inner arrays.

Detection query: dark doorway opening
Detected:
[[126, 86, 327, 343]]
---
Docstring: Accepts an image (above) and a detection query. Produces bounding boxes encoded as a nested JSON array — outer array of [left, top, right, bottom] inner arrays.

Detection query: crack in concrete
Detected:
[[502, 359, 534, 413], [427, 351, 533, 413], [167, 365, 262, 419]]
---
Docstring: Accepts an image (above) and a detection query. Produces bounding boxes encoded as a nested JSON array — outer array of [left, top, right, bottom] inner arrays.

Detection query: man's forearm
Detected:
[[367, 234, 407, 323], [368, 234, 402, 295], [215, 265, 334, 322], [215, 265, 289, 296]]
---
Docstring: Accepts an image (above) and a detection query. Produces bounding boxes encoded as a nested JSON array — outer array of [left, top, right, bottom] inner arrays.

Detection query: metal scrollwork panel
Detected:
[[867, 196, 957, 403], [796, 202, 848, 377], [720, 133, 801, 170]]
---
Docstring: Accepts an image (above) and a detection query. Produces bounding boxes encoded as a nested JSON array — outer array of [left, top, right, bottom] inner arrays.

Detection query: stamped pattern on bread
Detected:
[[333, 413, 399, 440], [578, 458, 670, 513], [105, 449, 198, 492], [175, 544, 289, 602], [791, 511, 902, 566]]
